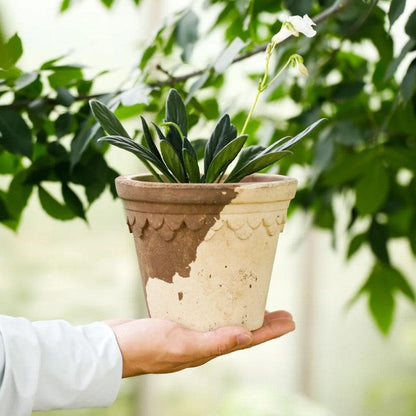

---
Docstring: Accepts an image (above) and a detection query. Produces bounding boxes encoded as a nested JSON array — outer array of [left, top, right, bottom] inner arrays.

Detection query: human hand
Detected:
[[106, 310, 295, 378]]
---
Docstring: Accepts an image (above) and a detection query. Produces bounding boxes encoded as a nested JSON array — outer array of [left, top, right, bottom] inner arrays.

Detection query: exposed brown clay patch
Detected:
[[116, 175, 239, 285], [178, 292, 183, 301]]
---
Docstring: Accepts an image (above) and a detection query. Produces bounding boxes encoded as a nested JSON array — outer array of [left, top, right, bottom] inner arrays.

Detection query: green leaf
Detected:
[[89, 99, 129, 137], [323, 150, 376, 186], [165, 89, 188, 137], [204, 114, 231, 173], [139, 44, 157, 71], [284, 0, 312, 15], [369, 220, 390, 265], [55, 113, 73, 138], [190, 138, 207, 160], [0, 109, 33, 158], [56, 87, 75, 107], [101, 0, 115, 8], [231, 145, 264, 173], [160, 139, 186, 182], [0, 33, 23, 69], [388, 0, 406, 28], [98, 135, 174, 182], [38, 186, 76, 221], [70, 120, 101, 168], [0, 151, 22, 174], [275, 118, 326, 152], [347, 232, 367, 259], [385, 39, 416, 81], [366, 263, 395, 335], [355, 161, 389, 215], [400, 58, 416, 102], [14, 72, 38, 90], [182, 138, 201, 183], [48, 67, 83, 90], [226, 150, 291, 183], [5, 170, 33, 221], [214, 37, 246, 74], [206, 134, 247, 183], [59, 0, 71, 11], [176, 9, 199, 62], [62, 183, 86, 220], [140, 117, 163, 161], [405, 9, 416, 39], [389, 266, 415, 301], [410, 214, 416, 256]]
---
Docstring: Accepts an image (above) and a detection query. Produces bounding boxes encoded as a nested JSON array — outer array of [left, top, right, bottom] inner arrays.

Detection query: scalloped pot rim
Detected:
[[115, 172, 298, 331]]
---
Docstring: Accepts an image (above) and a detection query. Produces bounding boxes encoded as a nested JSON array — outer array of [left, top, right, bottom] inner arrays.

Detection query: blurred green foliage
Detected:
[[0, 0, 415, 333]]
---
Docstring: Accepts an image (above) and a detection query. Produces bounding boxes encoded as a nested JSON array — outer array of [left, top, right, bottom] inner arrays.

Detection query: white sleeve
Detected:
[[0, 316, 123, 415]]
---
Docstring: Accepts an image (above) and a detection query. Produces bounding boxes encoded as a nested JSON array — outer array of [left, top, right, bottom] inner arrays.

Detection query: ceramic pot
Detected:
[[115, 173, 297, 331]]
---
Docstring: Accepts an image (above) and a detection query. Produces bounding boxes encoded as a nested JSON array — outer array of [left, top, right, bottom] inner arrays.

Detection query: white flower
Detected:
[[297, 61, 309, 76], [290, 54, 309, 77], [272, 14, 317, 44]]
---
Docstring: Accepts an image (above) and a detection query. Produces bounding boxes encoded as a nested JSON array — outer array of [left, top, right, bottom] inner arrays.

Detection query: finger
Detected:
[[250, 318, 295, 348], [264, 310, 293, 324], [193, 326, 253, 358]]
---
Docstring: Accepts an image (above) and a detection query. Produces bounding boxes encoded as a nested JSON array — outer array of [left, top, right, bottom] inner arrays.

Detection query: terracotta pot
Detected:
[[115, 173, 297, 331]]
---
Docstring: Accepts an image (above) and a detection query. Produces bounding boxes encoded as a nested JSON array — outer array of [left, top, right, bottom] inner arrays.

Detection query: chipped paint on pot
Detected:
[[115, 173, 297, 331]]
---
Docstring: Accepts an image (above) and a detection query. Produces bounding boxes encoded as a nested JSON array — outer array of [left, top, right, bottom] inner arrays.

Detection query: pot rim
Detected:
[[116, 173, 298, 190]]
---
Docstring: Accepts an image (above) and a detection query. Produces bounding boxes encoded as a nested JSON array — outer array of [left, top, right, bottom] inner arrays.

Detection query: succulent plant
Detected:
[[90, 88, 324, 183]]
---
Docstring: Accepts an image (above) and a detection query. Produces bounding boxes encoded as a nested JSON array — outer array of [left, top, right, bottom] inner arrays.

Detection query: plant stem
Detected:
[[241, 51, 293, 135]]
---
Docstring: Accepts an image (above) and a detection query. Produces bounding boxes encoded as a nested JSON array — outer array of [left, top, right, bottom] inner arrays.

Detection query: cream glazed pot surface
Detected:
[[116, 173, 298, 331]]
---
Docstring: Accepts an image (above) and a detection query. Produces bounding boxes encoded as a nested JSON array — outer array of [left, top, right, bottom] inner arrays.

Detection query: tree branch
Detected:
[[0, 0, 356, 110]]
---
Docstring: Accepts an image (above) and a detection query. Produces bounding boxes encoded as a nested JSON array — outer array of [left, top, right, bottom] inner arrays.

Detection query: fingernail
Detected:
[[237, 333, 252, 346]]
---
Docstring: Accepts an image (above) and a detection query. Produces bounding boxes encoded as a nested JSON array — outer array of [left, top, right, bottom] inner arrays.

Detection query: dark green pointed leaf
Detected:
[[204, 114, 230, 173], [206, 134, 247, 183], [97, 135, 174, 182], [38, 186, 76, 221], [89, 99, 129, 137], [226, 150, 291, 183], [0, 109, 33, 158], [369, 220, 390, 265], [55, 113, 73, 138], [160, 139, 186, 182], [276, 118, 326, 152], [56, 87, 74, 107], [141, 117, 163, 161], [356, 161, 389, 215], [388, 0, 406, 28], [62, 183, 86, 220], [401, 58, 416, 102], [183, 138, 200, 183], [228, 145, 264, 174], [405, 9, 416, 39], [165, 89, 188, 136]]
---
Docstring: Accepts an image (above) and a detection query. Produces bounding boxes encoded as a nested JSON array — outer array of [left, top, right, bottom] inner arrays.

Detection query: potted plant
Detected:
[[90, 15, 324, 331]]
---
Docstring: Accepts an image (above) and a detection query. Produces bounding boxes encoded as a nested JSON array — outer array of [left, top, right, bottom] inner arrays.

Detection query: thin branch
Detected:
[[0, 0, 356, 110]]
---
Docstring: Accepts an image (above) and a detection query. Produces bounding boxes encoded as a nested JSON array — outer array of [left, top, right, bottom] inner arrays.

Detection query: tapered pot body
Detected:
[[115, 173, 297, 331]]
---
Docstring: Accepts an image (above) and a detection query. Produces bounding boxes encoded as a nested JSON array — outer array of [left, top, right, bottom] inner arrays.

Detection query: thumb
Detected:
[[196, 327, 253, 358]]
